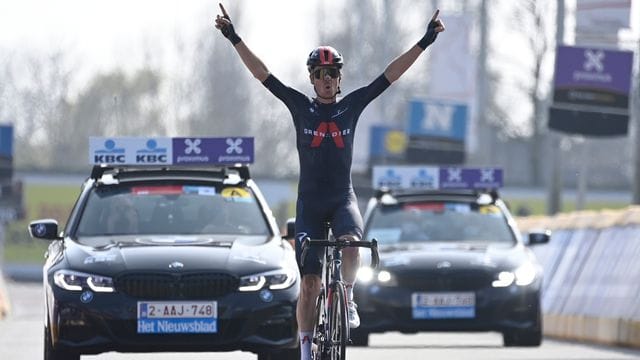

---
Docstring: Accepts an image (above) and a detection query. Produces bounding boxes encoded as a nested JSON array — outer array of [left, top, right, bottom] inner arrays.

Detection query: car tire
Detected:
[[350, 329, 369, 347], [44, 326, 80, 360], [502, 327, 542, 347]]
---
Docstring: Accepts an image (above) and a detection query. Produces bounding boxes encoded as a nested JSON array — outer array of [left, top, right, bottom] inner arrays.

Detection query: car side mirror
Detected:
[[28, 219, 62, 240], [282, 217, 296, 240], [528, 230, 551, 245]]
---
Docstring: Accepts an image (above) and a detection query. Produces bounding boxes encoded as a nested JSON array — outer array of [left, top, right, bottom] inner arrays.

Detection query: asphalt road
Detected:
[[2, 281, 640, 360]]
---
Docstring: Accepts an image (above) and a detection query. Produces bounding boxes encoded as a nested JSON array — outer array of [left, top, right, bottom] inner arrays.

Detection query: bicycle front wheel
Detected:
[[329, 281, 348, 360], [313, 290, 327, 360]]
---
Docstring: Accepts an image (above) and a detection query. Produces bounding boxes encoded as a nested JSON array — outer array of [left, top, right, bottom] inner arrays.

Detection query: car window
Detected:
[[75, 182, 269, 237], [366, 201, 515, 245]]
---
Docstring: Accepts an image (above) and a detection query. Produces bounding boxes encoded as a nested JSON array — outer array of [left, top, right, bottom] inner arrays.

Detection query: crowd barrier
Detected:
[[517, 206, 640, 348]]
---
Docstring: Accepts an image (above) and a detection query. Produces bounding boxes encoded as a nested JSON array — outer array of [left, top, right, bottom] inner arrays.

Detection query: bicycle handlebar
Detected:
[[301, 237, 380, 269]]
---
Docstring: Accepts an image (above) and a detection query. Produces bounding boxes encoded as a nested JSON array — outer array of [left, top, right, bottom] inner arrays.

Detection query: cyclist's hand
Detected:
[[418, 9, 445, 50], [215, 3, 242, 45], [338, 234, 359, 243]]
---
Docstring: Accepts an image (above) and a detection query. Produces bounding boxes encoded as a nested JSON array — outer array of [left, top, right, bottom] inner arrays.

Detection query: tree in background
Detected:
[[2, 51, 73, 170], [180, 1, 299, 178], [59, 68, 164, 169], [316, 0, 417, 124], [0, 49, 165, 171], [485, 0, 554, 186], [186, 3, 251, 138], [0, 56, 14, 123]]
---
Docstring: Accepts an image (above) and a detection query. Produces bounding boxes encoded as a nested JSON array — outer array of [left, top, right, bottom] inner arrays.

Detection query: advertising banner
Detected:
[[549, 45, 634, 136], [407, 99, 468, 140], [553, 46, 633, 109], [0, 125, 13, 181], [406, 99, 467, 164], [371, 166, 502, 190], [369, 126, 407, 163], [89, 137, 254, 165], [173, 137, 254, 165]]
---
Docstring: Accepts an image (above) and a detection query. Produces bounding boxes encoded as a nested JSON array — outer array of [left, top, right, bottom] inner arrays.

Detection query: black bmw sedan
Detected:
[[352, 188, 550, 347], [29, 164, 299, 360]]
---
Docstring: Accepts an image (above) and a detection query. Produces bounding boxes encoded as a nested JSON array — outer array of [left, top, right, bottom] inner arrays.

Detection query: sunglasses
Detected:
[[313, 68, 341, 79]]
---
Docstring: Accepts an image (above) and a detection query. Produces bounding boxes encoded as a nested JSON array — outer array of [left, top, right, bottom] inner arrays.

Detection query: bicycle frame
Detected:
[[320, 231, 347, 360], [302, 223, 379, 360]]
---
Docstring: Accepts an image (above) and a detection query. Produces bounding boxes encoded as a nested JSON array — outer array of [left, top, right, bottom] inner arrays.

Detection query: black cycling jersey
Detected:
[[263, 74, 391, 194], [263, 73, 391, 275]]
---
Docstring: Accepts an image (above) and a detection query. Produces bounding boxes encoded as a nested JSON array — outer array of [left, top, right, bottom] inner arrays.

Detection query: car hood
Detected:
[[64, 235, 292, 276], [374, 242, 534, 272]]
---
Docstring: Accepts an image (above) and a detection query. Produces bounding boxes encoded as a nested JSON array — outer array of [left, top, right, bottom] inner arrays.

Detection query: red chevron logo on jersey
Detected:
[[310, 121, 345, 148]]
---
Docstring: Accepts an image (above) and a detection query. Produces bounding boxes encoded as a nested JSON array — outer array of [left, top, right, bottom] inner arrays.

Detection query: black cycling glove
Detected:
[[219, 16, 242, 45], [417, 19, 439, 50]]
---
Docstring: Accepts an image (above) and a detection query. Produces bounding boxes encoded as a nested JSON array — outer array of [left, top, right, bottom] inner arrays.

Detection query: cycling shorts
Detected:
[[294, 190, 363, 276]]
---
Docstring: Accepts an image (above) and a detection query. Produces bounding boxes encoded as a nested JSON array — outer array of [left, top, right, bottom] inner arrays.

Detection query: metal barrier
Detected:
[[519, 207, 640, 348]]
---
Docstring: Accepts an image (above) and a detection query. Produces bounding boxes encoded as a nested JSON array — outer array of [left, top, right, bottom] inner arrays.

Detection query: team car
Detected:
[[29, 137, 299, 360], [351, 166, 550, 347]]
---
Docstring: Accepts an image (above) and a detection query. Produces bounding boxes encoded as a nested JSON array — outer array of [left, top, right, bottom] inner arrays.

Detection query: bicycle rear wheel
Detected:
[[328, 281, 348, 360]]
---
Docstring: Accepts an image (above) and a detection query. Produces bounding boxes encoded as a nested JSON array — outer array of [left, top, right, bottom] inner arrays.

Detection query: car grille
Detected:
[[396, 271, 493, 291], [115, 272, 240, 299]]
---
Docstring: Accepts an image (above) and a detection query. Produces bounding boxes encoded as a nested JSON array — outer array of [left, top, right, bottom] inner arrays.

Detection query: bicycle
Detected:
[[301, 222, 379, 360]]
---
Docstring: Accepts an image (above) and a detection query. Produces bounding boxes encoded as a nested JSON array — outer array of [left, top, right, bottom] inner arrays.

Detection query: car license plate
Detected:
[[137, 301, 218, 334], [411, 292, 475, 319]]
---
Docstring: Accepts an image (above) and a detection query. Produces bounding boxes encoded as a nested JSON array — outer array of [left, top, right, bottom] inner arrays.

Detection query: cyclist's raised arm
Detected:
[[383, 9, 445, 84], [215, 3, 270, 82]]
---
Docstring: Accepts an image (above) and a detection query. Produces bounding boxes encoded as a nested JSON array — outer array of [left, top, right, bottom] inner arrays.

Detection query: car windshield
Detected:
[[366, 201, 515, 245], [75, 182, 270, 237]]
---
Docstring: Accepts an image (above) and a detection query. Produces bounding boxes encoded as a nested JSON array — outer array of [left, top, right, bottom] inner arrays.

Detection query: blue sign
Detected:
[[369, 126, 406, 158], [0, 125, 13, 158], [413, 306, 475, 319], [407, 100, 468, 140], [137, 318, 217, 334]]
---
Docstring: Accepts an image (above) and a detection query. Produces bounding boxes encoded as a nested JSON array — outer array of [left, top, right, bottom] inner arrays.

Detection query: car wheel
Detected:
[[350, 329, 369, 346], [44, 326, 80, 360], [502, 327, 542, 347]]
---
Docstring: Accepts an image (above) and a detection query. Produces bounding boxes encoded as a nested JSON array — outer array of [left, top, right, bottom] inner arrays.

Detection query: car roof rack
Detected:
[[90, 164, 114, 180], [90, 164, 251, 182], [375, 187, 501, 202]]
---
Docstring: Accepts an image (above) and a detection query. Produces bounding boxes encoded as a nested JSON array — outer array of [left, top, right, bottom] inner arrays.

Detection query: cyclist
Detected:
[[214, 4, 444, 359]]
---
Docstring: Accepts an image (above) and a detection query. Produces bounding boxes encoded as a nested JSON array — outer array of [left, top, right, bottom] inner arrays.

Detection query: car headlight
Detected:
[[377, 270, 393, 283], [53, 270, 115, 293], [356, 267, 374, 283], [492, 271, 515, 288], [492, 263, 537, 288], [356, 267, 397, 286], [514, 263, 537, 286], [238, 268, 298, 292]]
